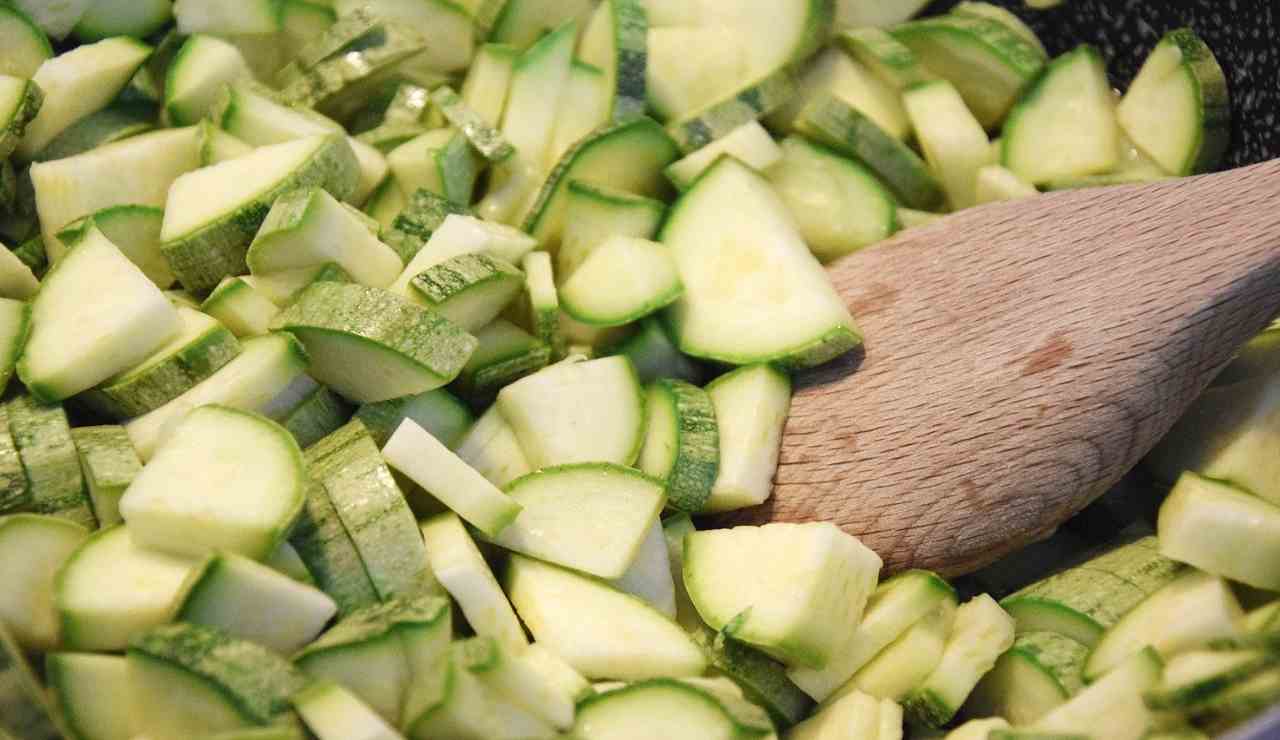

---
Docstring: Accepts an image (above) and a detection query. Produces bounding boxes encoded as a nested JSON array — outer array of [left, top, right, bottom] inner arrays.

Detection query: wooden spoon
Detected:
[[720, 159, 1280, 576]]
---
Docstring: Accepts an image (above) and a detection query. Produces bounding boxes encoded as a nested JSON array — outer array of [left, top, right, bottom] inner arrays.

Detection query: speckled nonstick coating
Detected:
[[929, 0, 1279, 169]]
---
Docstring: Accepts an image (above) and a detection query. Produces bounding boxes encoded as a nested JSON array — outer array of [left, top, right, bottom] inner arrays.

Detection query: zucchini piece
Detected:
[[768, 46, 909, 141], [120, 405, 305, 560], [248, 186, 403, 289], [789, 569, 957, 702], [31, 101, 157, 164], [335, 0, 473, 73], [645, 26, 749, 122], [667, 68, 798, 153], [1117, 29, 1230, 176], [610, 519, 677, 617], [10, 0, 92, 41], [17, 37, 153, 160], [703, 364, 791, 512], [454, 637, 586, 732], [976, 164, 1040, 204], [293, 680, 403, 740], [420, 512, 527, 649], [0, 248, 37, 301], [202, 276, 281, 338], [174, 0, 280, 34], [280, 1, 337, 55], [285, 6, 381, 72], [0, 76, 42, 161], [502, 19, 577, 172], [120, 332, 300, 458], [691, 626, 815, 728], [289, 472, 380, 616], [8, 237, 46, 281], [174, 551, 338, 654], [505, 554, 706, 680], [31, 127, 201, 262], [431, 85, 516, 162], [767, 135, 897, 262], [382, 190, 476, 264], [1144, 649, 1276, 711], [355, 388, 473, 448], [513, 251, 565, 359], [211, 80, 343, 147], [638, 379, 718, 513], [573, 679, 770, 740], [903, 79, 992, 210], [46, 652, 133, 740], [1032, 647, 1162, 740], [463, 43, 518, 127], [547, 60, 611, 167], [271, 282, 477, 402], [795, 90, 943, 211], [662, 155, 861, 368], [21, 222, 180, 402], [0, 299, 26, 396], [686, 522, 882, 670], [558, 180, 666, 281], [453, 404, 532, 488], [965, 631, 1086, 725], [307, 419, 436, 599], [5, 396, 93, 527], [665, 120, 781, 190], [1158, 473, 1280, 591], [74, 0, 173, 41], [497, 355, 645, 469], [0, 622, 63, 740], [128, 623, 307, 738], [270, 379, 352, 449], [80, 307, 240, 421], [844, 598, 956, 702], [295, 595, 451, 724], [164, 35, 251, 126], [411, 254, 525, 332], [1003, 45, 1119, 185], [606, 317, 702, 385], [790, 689, 894, 740], [578, 0, 649, 121], [383, 417, 522, 537], [493, 463, 665, 578], [1085, 569, 1242, 681], [0, 5, 52, 78], [58, 204, 172, 289], [489, 0, 593, 48], [696, 0, 831, 77], [453, 319, 551, 403], [55, 525, 197, 651], [0, 514, 88, 650], [363, 177, 408, 232], [952, 2, 1048, 58], [161, 134, 359, 293], [560, 236, 683, 327], [838, 27, 933, 90], [523, 116, 679, 246], [891, 15, 1045, 128], [948, 719, 1012, 740], [282, 24, 428, 119], [247, 262, 354, 307], [69, 426, 141, 528], [386, 128, 479, 207]]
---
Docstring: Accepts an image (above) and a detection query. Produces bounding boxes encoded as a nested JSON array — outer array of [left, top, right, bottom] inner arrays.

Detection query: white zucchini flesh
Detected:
[[389, 214, 538, 299], [410, 254, 525, 333], [164, 35, 251, 127], [419, 512, 528, 651], [58, 203, 173, 289], [468, 641, 586, 732], [547, 61, 610, 169], [0, 514, 88, 650], [496, 355, 645, 469], [902, 79, 992, 210], [247, 187, 403, 289], [684, 522, 882, 670], [202, 277, 280, 338], [462, 43, 517, 128], [382, 418, 522, 538], [0, 247, 39, 300], [789, 689, 888, 740], [846, 599, 955, 702], [46, 652, 135, 740], [645, 26, 748, 122], [665, 120, 782, 190], [0, 5, 52, 78], [560, 236, 683, 327], [453, 404, 533, 488], [975, 164, 1040, 204], [1158, 472, 1280, 591], [609, 519, 678, 618], [55, 525, 198, 652], [174, 552, 338, 654], [1032, 647, 1163, 740], [18, 224, 180, 403], [703, 364, 792, 513], [30, 126, 201, 262], [492, 463, 666, 579], [504, 554, 707, 681], [120, 405, 305, 560], [501, 19, 576, 172], [214, 80, 344, 147], [18, 36, 153, 160], [125, 332, 309, 461], [689, 0, 829, 80], [173, 0, 281, 35], [73, 0, 174, 40], [661, 156, 861, 369], [0, 298, 28, 395], [558, 180, 666, 282], [293, 680, 405, 740], [572, 680, 754, 740]]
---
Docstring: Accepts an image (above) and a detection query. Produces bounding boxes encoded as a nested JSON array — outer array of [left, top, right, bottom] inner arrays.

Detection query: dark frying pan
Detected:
[[925, 1, 1280, 736]]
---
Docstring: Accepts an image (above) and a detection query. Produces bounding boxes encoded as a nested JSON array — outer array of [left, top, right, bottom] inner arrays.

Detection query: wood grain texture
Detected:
[[720, 159, 1280, 576]]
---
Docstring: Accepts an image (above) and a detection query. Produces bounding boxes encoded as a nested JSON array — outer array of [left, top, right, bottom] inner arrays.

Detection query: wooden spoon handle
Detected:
[[725, 159, 1280, 576]]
